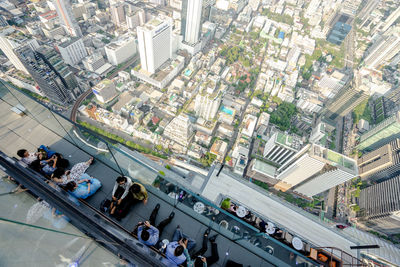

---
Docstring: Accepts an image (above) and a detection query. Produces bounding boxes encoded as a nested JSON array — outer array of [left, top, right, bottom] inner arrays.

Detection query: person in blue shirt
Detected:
[[134, 203, 175, 246], [165, 226, 197, 266], [64, 177, 101, 199]]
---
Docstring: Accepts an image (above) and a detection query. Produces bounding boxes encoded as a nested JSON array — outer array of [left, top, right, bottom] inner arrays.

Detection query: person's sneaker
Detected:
[[154, 203, 161, 212], [204, 228, 210, 236], [209, 234, 218, 243], [169, 212, 175, 219]]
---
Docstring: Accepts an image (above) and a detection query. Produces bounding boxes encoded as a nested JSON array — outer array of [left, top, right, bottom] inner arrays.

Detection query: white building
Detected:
[[164, 114, 194, 147], [275, 144, 358, 197], [241, 114, 257, 138], [194, 92, 221, 121], [183, 0, 203, 45], [105, 34, 137, 66], [137, 16, 172, 74], [53, 0, 82, 37], [248, 0, 260, 11], [57, 37, 87, 65], [309, 122, 327, 144], [126, 8, 146, 29], [296, 88, 323, 114], [110, 3, 126, 27], [92, 79, 118, 103], [0, 27, 39, 74], [264, 131, 303, 166]]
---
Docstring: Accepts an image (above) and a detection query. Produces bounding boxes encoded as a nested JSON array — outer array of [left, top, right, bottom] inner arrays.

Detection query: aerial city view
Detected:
[[0, 0, 400, 265]]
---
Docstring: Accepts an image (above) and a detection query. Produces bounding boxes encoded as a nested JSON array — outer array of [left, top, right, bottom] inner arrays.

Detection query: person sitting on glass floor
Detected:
[[63, 177, 101, 199], [112, 181, 148, 220], [51, 157, 94, 185], [29, 154, 59, 176], [132, 203, 175, 246], [17, 145, 57, 165], [164, 226, 197, 266], [110, 176, 133, 216]]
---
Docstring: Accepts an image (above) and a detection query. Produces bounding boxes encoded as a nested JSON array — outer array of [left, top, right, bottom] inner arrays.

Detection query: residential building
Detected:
[[317, 70, 350, 100], [209, 139, 228, 162], [309, 122, 327, 145], [82, 52, 107, 72], [15, 45, 78, 104], [126, 7, 146, 29], [164, 114, 194, 147], [241, 114, 257, 138], [364, 28, 400, 70], [110, 3, 127, 27], [137, 17, 172, 74], [378, 6, 400, 33], [358, 138, 400, 182], [182, 0, 203, 45], [194, 91, 222, 121], [53, 0, 82, 37], [0, 27, 39, 74], [57, 37, 87, 65], [105, 34, 137, 66], [248, 0, 260, 11], [357, 111, 400, 152], [264, 132, 303, 166], [92, 79, 118, 104], [358, 175, 400, 235], [275, 144, 358, 197], [296, 88, 323, 114]]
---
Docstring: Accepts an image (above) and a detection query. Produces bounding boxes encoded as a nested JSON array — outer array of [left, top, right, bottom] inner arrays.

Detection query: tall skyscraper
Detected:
[[324, 83, 369, 122], [356, 111, 400, 152], [137, 17, 172, 74], [182, 0, 203, 45], [358, 175, 400, 234], [364, 28, 400, 70], [53, 0, 82, 37], [15, 45, 78, 104], [274, 144, 358, 197], [358, 138, 400, 182], [0, 27, 39, 74]]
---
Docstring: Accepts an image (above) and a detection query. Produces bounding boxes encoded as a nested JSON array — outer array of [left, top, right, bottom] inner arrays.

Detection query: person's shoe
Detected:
[[176, 224, 180, 229], [154, 203, 160, 212], [209, 234, 218, 243], [169, 212, 175, 220]]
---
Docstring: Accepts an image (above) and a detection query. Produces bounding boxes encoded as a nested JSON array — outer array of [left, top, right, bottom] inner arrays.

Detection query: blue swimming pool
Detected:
[[221, 105, 233, 115], [184, 69, 192, 76]]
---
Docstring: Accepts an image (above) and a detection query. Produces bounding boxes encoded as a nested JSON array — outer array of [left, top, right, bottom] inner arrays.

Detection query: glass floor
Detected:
[[0, 171, 125, 267]]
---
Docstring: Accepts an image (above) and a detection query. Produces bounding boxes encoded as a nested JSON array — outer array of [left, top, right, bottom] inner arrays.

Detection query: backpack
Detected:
[[100, 199, 111, 212]]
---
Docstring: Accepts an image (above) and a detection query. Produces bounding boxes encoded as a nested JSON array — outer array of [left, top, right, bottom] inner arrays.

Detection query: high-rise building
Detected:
[[57, 37, 87, 65], [263, 132, 303, 166], [105, 34, 137, 66], [364, 28, 400, 70], [53, 0, 82, 37], [194, 91, 221, 121], [137, 17, 172, 74], [274, 144, 358, 197], [356, 111, 400, 152], [164, 114, 194, 146], [110, 3, 126, 27], [324, 84, 369, 122], [92, 79, 118, 104], [0, 27, 39, 74], [358, 138, 400, 182], [379, 6, 400, 33], [15, 45, 78, 104], [126, 7, 145, 29], [358, 175, 400, 234], [181, 0, 203, 45]]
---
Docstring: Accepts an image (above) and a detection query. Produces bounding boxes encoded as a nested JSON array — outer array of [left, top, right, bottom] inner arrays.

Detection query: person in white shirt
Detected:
[[110, 176, 133, 216]]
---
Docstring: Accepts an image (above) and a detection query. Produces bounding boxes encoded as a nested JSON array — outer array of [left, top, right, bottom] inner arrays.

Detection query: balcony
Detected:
[[0, 80, 319, 266]]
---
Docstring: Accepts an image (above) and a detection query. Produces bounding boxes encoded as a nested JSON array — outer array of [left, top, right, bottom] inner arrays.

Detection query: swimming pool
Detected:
[[221, 105, 234, 115], [184, 69, 192, 76]]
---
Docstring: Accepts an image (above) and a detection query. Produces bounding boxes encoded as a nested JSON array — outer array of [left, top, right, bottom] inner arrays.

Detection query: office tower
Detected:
[[380, 6, 400, 33], [15, 45, 78, 104], [274, 144, 358, 197], [324, 84, 369, 122], [164, 114, 194, 146], [181, 0, 203, 45], [82, 52, 107, 72], [110, 3, 126, 27], [92, 79, 117, 104], [357, 111, 400, 152], [57, 37, 87, 65], [126, 7, 145, 29], [364, 28, 400, 69], [358, 175, 400, 234], [0, 27, 39, 74], [105, 34, 136, 66], [137, 17, 172, 74], [53, 0, 82, 37], [263, 132, 303, 166], [358, 138, 400, 182], [194, 92, 221, 121]]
